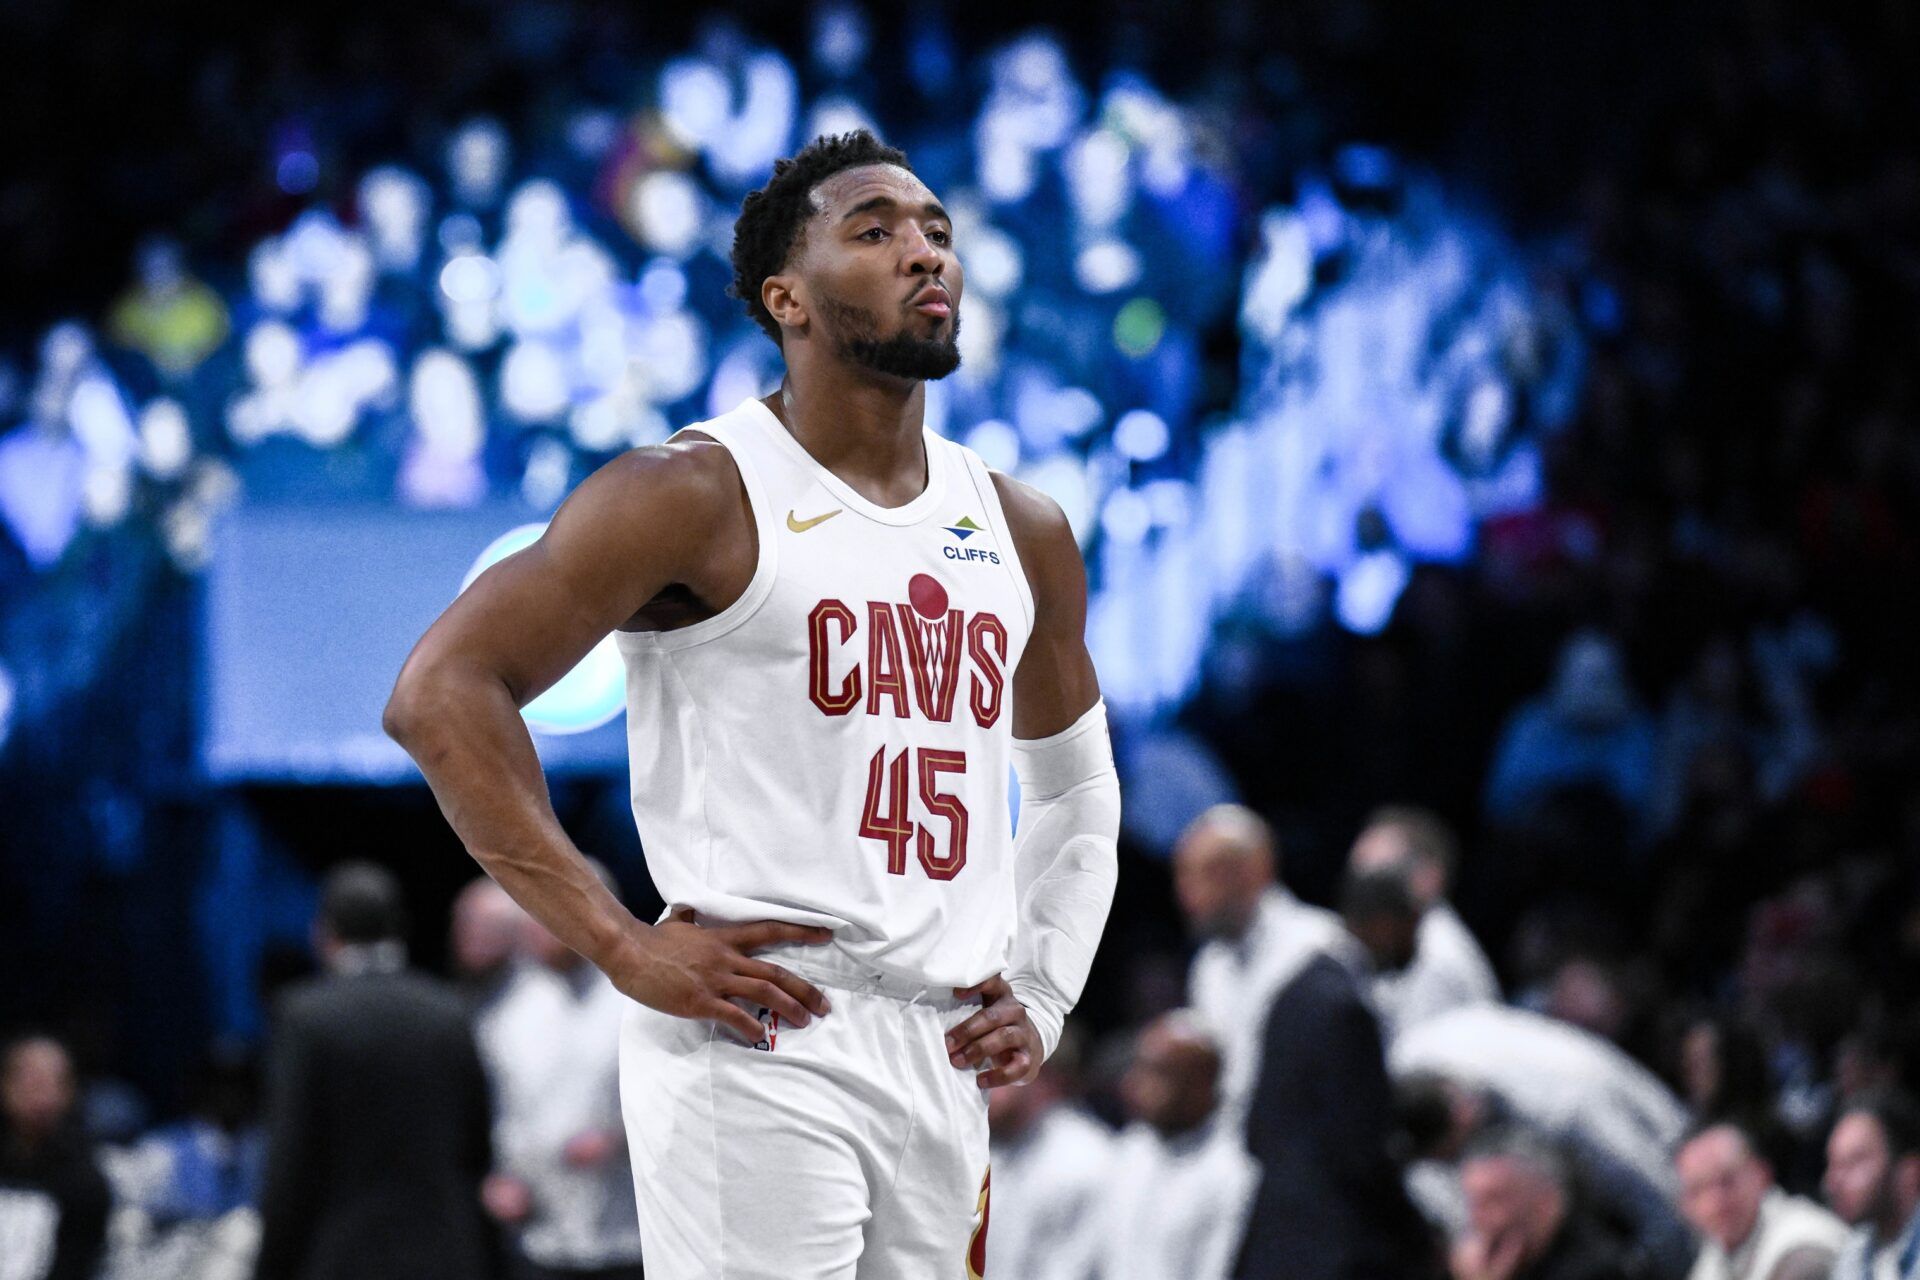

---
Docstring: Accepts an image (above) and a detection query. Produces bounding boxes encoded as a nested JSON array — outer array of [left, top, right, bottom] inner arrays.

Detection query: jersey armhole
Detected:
[[616, 422, 779, 653], [956, 445, 1037, 636]]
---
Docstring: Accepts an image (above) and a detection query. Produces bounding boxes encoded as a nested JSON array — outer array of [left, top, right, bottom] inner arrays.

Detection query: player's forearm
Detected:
[[384, 664, 643, 973], [1007, 700, 1121, 1059]]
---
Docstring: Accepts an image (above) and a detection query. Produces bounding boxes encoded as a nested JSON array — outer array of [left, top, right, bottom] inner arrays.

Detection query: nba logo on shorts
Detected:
[[751, 1007, 780, 1052]]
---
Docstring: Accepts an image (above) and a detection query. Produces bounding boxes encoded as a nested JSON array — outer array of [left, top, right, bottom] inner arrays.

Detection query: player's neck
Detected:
[[769, 368, 929, 507]]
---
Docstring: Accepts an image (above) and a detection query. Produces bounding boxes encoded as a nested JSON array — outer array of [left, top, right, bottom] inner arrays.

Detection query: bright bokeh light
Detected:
[[0, 23, 1583, 722], [461, 523, 626, 735]]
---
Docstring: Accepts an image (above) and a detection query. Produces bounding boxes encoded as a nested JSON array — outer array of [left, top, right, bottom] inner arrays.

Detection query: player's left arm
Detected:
[[946, 474, 1120, 1087]]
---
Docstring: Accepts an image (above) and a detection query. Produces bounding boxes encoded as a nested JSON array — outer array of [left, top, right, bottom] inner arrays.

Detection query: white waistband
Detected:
[[691, 924, 970, 1010]]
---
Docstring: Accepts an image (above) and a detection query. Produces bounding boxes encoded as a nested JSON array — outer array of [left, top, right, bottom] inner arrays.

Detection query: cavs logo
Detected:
[[805, 575, 1008, 728], [966, 1166, 991, 1278]]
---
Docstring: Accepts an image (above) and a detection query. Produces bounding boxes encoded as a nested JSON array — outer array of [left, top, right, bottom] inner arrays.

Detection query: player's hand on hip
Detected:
[[946, 974, 1041, 1088], [615, 908, 834, 1042]]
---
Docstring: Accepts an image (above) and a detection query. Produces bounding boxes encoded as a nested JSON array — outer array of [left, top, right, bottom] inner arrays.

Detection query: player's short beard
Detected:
[[816, 292, 962, 381]]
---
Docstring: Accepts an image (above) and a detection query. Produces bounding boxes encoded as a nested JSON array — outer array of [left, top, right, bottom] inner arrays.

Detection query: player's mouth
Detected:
[[908, 283, 952, 317]]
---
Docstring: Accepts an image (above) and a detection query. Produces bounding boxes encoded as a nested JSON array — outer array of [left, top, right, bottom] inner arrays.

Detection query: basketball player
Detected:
[[383, 130, 1121, 1279]]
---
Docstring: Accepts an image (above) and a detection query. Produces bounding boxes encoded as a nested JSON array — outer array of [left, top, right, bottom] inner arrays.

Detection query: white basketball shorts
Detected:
[[618, 939, 993, 1279]]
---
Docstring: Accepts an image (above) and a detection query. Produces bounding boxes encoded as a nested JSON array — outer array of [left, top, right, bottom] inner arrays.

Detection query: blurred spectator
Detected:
[[1394, 1004, 1694, 1277], [1675, 1121, 1844, 1280], [1234, 914, 1439, 1279], [1343, 866, 1425, 984], [106, 239, 230, 382], [254, 862, 498, 1280], [451, 875, 529, 1009], [1544, 955, 1655, 1064], [114, 1040, 264, 1221], [101, 1042, 264, 1280], [1449, 1126, 1640, 1280], [1349, 805, 1501, 1040], [0, 1034, 110, 1280], [1093, 1012, 1255, 1280], [984, 1033, 1110, 1280], [1484, 632, 1657, 836], [1675, 1017, 1779, 1133], [476, 864, 642, 1280], [1176, 804, 1353, 1122], [1824, 1092, 1920, 1280], [1668, 1014, 1810, 1189], [1649, 636, 1823, 842], [0, 413, 85, 571]]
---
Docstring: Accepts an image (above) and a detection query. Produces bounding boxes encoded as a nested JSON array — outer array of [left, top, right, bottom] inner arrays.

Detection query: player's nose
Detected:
[[901, 229, 943, 276]]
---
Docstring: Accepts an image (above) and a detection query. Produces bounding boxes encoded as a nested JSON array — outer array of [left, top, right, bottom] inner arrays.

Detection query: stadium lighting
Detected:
[[137, 399, 193, 481]]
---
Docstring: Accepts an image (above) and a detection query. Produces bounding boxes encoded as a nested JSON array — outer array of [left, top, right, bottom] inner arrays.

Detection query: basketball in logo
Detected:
[[908, 572, 949, 619]]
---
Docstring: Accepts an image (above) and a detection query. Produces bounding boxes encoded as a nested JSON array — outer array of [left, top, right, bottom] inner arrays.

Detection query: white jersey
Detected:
[[615, 397, 1034, 988]]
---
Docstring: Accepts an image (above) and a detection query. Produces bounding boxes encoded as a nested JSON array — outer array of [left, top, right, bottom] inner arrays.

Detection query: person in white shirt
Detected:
[[1825, 1092, 1920, 1280], [1393, 1004, 1695, 1277], [1348, 806, 1499, 1040], [1676, 1121, 1846, 1280], [478, 870, 645, 1280], [1177, 804, 1354, 1122], [450, 875, 529, 1009], [1093, 1012, 1257, 1280], [984, 1037, 1110, 1280]]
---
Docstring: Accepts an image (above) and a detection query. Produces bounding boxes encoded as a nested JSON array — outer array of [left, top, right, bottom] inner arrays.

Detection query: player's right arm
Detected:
[[382, 440, 831, 1041]]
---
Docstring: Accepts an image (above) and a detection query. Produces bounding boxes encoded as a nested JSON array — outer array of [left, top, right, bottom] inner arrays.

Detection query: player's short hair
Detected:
[[319, 861, 408, 944], [1362, 804, 1460, 881], [1837, 1089, 1920, 1161], [729, 129, 913, 345]]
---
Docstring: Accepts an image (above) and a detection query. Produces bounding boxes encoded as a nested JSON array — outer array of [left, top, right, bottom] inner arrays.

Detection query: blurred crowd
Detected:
[[11, 805, 1920, 1280], [0, 1, 1579, 761], [2, 862, 641, 1280]]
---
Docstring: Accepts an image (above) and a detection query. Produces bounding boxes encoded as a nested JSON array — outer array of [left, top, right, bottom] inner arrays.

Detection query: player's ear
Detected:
[[763, 273, 808, 336]]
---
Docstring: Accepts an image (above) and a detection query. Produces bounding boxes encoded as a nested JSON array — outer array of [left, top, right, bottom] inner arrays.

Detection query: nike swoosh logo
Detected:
[[786, 508, 843, 533]]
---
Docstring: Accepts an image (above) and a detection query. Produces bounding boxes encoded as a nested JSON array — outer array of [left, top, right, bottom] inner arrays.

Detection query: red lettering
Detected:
[[916, 749, 969, 880], [865, 602, 910, 718], [966, 613, 1008, 728], [859, 747, 913, 875], [807, 600, 860, 715]]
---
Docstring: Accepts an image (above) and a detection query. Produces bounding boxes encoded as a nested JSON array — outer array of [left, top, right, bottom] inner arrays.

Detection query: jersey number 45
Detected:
[[860, 747, 968, 880]]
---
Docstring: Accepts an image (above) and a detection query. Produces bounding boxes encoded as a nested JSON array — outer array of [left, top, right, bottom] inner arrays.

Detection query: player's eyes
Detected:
[[859, 227, 887, 241]]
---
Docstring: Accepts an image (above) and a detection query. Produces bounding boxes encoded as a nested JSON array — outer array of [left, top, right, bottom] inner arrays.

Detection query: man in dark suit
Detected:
[[255, 862, 499, 1280], [1233, 879, 1442, 1280]]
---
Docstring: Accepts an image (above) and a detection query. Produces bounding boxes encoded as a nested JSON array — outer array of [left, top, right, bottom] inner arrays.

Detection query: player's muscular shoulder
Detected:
[[989, 469, 1098, 735], [632, 432, 756, 630], [546, 434, 757, 631], [988, 470, 1082, 611]]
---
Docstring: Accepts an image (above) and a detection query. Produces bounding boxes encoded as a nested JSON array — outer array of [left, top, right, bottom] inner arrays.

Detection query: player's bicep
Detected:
[[994, 475, 1100, 739], [396, 447, 711, 708]]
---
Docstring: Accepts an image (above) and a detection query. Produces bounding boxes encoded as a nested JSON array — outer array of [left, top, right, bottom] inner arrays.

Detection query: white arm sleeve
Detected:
[[1006, 699, 1121, 1064]]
